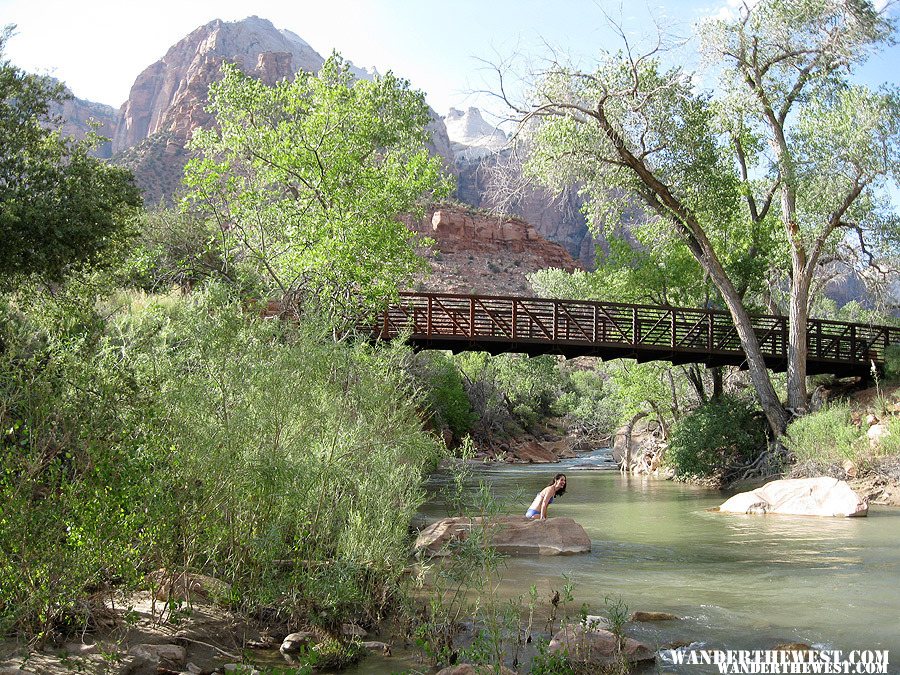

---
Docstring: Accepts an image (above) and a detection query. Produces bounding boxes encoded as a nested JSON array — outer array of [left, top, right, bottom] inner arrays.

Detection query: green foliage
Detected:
[[531, 640, 577, 675], [0, 27, 140, 287], [407, 352, 476, 438], [287, 635, 364, 672], [884, 345, 900, 381], [880, 415, 900, 456], [120, 209, 226, 291], [0, 281, 443, 637], [555, 367, 620, 439], [520, 0, 900, 429], [782, 404, 863, 463], [183, 55, 452, 328], [666, 395, 767, 480]]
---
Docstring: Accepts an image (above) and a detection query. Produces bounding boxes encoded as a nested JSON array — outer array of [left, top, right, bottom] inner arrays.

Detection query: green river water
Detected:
[[408, 449, 900, 671], [258, 448, 899, 674]]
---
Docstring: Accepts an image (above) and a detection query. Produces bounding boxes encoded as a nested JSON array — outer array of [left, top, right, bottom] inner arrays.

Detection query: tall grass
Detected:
[[782, 404, 863, 463], [0, 282, 443, 637]]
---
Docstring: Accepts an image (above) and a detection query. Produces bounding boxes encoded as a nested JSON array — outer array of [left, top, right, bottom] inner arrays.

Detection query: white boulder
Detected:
[[717, 477, 867, 517]]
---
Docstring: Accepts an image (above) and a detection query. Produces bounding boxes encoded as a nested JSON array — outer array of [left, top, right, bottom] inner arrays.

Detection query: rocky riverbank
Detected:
[[465, 422, 605, 464], [0, 586, 394, 675]]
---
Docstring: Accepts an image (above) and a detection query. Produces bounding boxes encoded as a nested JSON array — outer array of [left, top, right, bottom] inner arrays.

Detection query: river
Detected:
[[411, 448, 900, 670]]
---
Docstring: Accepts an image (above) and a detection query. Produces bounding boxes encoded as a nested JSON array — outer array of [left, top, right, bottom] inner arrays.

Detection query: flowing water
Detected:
[[414, 449, 900, 664]]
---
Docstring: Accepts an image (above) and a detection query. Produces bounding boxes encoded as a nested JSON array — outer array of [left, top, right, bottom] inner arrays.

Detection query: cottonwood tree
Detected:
[[499, 0, 900, 437], [183, 55, 452, 330]]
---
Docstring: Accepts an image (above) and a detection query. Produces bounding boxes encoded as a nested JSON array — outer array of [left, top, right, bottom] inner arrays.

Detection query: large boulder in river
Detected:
[[717, 477, 868, 517], [549, 623, 655, 666], [415, 516, 591, 556]]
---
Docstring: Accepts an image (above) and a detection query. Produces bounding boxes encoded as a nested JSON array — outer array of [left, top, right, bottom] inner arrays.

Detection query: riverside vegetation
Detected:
[[3, 2, 900, 672], [0, 31, 633, 674]]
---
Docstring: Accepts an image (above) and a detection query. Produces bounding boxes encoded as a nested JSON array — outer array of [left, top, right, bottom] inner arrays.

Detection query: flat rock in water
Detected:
[[630, 611, 678, 622], [415, 516, 591, 556], [717, 477, 867, 517]]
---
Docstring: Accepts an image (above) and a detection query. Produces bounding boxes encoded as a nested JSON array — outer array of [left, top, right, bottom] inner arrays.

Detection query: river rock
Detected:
[[280, 631, 317, 654], [630, 611, 678, 622], [549, 623, 655, 666], [415, 516, 591, 556], [774, 642, 813, 651], [361, 641, 391, 655], [508, 439, 558, 463], [717, 477, 868, 517], [128, 644, 186, 667], [867, 423, 890, 447]]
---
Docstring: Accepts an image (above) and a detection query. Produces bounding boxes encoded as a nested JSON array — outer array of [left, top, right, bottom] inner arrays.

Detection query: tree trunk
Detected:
[[704, 257, 789, 438], [711, 366, 724, 399], [787, 270, 811, 412], [683, 364, 706, 403]]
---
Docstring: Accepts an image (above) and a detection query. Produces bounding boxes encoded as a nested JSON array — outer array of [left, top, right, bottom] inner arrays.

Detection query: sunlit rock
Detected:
[[717, 477, 867, 517], [549, 623, 655, 666], [415, 516, 591, 556]]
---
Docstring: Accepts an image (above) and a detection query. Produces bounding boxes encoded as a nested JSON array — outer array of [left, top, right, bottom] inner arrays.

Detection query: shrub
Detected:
[[0, 282, 444, 636], [884, 345, 900, 382], [782, 404, 862, 463], [665, 395, 767, 480], [556, 368, 620, 439], [408, 351, 476, 438]]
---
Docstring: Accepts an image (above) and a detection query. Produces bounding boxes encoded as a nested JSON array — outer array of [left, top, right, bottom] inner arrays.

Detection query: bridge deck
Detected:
[[362, 292, 900, 376]]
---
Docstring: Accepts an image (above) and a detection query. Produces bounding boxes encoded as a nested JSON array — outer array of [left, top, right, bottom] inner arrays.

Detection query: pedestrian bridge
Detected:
[[364, 292, 899, 376]]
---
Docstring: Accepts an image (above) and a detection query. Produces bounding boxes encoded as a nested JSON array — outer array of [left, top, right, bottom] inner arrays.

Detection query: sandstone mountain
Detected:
[[112, 16, 333, 152], [49, 81, 118, 159], [107, 16, 452, 204], [52, 16, 591, 277], [444, 107, 508, 161], [442, 107, 596, 268]]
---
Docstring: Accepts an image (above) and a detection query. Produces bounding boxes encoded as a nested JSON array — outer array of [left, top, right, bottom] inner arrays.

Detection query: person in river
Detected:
[[525, 474, 567, 520]]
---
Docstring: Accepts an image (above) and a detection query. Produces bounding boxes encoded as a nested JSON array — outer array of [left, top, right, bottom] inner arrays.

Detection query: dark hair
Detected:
[[549, 473, 566, 498]]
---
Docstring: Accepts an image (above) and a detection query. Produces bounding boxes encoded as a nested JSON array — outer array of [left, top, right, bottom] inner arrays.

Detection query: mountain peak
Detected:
[[444, 106, 507, 153]]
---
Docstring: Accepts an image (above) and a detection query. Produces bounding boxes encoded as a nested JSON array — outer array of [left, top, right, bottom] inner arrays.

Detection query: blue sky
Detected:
[[2, 0, 898, 119]]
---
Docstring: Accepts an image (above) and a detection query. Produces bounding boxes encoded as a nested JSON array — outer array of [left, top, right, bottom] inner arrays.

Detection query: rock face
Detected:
[[444, 107, 508, 161], [101, 16, 453, 204], [451, 144, 595, 268], [407, 205, 581, 295], [548, 623, 655, 666], [49, 82, 118, 158], [717, 477, 868, 517], [415, 516, 591, 556], [113, 16, 330, 152]]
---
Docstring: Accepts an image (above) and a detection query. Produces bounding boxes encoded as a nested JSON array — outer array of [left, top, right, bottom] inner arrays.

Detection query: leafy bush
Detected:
[[782, 404, 863, 463], [120, 209, 225, 291], [665, 395, 767, 480], [456, 353, 564, 434], [407, 351, 476, 438], [556, 368, 620, 439]]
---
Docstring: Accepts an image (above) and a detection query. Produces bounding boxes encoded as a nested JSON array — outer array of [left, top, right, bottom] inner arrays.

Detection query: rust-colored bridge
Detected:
[[365, 292, 899, 376]]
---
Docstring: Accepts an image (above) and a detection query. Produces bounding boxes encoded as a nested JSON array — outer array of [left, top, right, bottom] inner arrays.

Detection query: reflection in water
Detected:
[[419, 450, 900, 655]]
